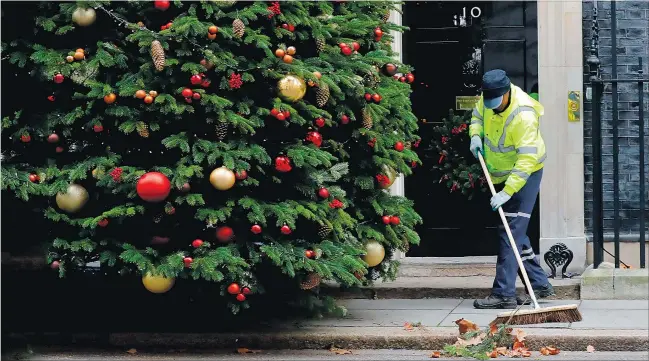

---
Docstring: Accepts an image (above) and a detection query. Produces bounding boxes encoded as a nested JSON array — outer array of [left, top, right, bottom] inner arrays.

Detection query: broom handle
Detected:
[[477, 153, 540, 309]]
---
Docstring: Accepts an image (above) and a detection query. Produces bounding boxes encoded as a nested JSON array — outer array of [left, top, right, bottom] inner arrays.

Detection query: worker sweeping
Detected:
[[468, 69, 555, 310]]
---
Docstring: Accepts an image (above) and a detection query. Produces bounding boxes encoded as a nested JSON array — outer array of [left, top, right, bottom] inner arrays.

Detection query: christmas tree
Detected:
[[1, 0, 421, 315]]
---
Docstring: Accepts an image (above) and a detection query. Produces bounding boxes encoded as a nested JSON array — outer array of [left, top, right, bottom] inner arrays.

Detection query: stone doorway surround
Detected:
[[389, 1, 587, 276]]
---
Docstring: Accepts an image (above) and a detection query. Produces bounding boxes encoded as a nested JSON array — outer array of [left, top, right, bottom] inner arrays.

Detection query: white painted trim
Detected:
[[388, 5, 406, 261]]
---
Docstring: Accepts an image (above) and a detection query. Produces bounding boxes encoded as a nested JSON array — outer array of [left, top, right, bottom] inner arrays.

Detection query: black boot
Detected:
[[473, 294, 517, 309], [516, 284, 556, 305]]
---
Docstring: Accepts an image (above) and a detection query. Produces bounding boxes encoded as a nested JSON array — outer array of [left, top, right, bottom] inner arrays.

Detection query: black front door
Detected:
[[403, 1, 540, 257]]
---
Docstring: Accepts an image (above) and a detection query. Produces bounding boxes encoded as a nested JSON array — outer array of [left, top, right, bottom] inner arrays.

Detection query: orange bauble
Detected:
[[103, 93, 117, 104], [74, 51, 85, 60], [144, 95, 154, 104], [135, 90, 147, 99], [275, 49, 285, 58], [282, 54, 293, 64]]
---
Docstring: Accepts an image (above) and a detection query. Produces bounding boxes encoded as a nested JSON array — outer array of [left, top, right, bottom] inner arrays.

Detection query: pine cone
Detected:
[[150, 40, 165, 72], [315, 83, 330, 107], [136, 121, 149, 138], [382, 11, 390, 22], [232, 19, 245, 39], [215, 122, 228, 140], [300, 273, 321, 290], [363, 72, 379, 88], [318, 225, 332, 239], [315, 36, 326, 53], [362, 107, 373, 129]]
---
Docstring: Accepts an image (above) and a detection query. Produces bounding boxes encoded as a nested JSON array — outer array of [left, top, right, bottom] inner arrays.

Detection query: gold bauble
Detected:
[[72, 7, 96, 27], [142, 273, 175, 294], [209, 166, 236, 190], [55, 184, 89, 213], [378, 164, 398, 189], [362, 240, 385, 267], [277, 75, 307, 102]]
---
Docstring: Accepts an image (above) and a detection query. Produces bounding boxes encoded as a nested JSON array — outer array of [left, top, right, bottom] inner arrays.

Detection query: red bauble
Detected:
[[315, 117, 325, 127], [287, 24, 295, 32], [55, 146, 64, 153], [136, 172, 171, 202], [341, 114, 350, 124], [276, 112, 286, 121], [20, 134, 31, 143], [29, 174, 40, 183], [282, 23, 289, 29], [216, 226, 234, 243], [372, 93, 382, 103], [275, 156, 292, 172], [394, 141, 404, 151], [341, 46, 352, 56], [53, 74, 64, 84], [318, 187, 330, 199], [181, 182, 191, 192], [184, 97, 192, 104], [190, 74, 202, 85], [154, 0, 170, 10], [306, 131, 322, 147], [339, 43, 348, 49], [390, 215, 401, 225], [183, 257, 193, 268], [181, 88, 193, 98], [235, 170, 248, 180], [201, 79, 211, 88], [382, 215, 391, 225], [352, 42, 360, 51], [192, 239, 204, 248], [47, 95, 56, 102], [50, 260, 60, 270], [399, 76, 406, 82], [98, 218, 109, 227], [227, 282, 240, 295], [93, 125, 104, 133], [236, 293, 246, 302], [374, 27, 383, 37], [192, 92, 201, 100], [364, 93, 372, 101], [242, 287, 251, 295], [280, 225, 292, 235], [406, 73, 415, 83], [305, 249, 315, 259], [47, 133, 60, 143], [250, 224, 262, 234], [270, 108, 280, 117], [283, 110, 290, 118]]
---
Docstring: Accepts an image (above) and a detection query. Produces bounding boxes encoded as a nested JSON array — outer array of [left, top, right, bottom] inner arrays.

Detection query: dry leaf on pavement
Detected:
[[513, 340, 526, 350], [509, 347, 532, 358], [404, 322, 414, 331], [587, 345, 595, 353], [430, 351, 441, 358], [236, 348, 261, 354], [496, 347, 508, 356], [455, 335, 484, 347], [454, 318, 479, 334], [546, 346, 560, 355], [126, 349, 137, 355], [488, 349, 499, 358], [329, 346, 352, 355], [490, 324, 512, 335], [511, 328, 527, 342]]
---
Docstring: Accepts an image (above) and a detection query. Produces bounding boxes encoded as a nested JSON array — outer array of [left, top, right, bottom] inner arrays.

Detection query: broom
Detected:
[[476, 153, 582, 326]]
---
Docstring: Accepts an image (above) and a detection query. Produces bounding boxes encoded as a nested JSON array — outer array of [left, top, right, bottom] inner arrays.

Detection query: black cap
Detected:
[[482, 69, 511, 99]]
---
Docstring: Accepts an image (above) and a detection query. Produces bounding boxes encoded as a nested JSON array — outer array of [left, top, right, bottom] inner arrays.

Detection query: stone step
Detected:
[[322, 276, 581, 300], [397, 257, 498, 277]]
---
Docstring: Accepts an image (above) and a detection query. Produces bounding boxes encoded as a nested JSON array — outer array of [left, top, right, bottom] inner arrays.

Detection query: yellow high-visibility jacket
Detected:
[[469, 84, 546, 195]]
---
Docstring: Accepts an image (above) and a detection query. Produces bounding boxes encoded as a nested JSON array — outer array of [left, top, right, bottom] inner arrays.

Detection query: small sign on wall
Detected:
[[456, 95, 480, 110], [568, 91, 580, 122]]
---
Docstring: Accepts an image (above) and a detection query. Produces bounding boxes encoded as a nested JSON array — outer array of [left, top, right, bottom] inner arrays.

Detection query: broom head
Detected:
[[490, 304, 582, 326]]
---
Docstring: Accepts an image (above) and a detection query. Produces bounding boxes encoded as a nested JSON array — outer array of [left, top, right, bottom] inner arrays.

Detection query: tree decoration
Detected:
[[329, 199, 343, 209], [136, 172, 171, 202], [47, 133, 60, 143], [216, 226, 234, 243], [318, 225, 332, 239], [215, 121, 228, 140], [72, 7, 96, 27], [55, 184, 89, 213], [277, 75, 306, 102], [229, 73, 243, 89], [376, 164, 397, 189], [306, 130, 322, 147], [315, 83, 330, 107], [136, 121, 150, 138], [274, 156, 292, 172], [183, 257, 193, 268], [236, 293, 246, 301], [154, 0, 170, 11], [300, 272, 321, 290], [280, 225, 292, 235], [318, 187, 330, 199], [29, 174, 40, 183], [98, 218, 109, 227], [250, 224, 262, 234], [362, 107, 373, 129], [235, 170, 248, 180], [192, 239, 204, 248], [110, 167, 123, 182], [267, 1, 281, 18], [209, 167, 236, 190], [362, 240, 385, 267], [383, 63, 397, 76], [315, 36, 326, 53], [232, 18, 245, 38], [150, 40, 166, 72], [53, 73, 64, 84], [142, 273, 175, 294]]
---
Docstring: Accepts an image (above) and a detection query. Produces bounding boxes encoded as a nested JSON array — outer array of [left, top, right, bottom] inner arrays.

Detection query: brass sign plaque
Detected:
[[456, 95, 480, 111], [568, 91, 580, 122]]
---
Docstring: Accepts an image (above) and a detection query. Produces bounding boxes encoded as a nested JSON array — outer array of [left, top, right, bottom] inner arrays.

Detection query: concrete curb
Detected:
[[7, 328, 648, 352]]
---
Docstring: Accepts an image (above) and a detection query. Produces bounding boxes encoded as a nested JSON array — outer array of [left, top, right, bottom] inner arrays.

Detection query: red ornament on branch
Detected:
[[183, 257, 193, 268], [136, 172, 171, 202], [280, 225, 292, 235], [382, 215, 391, 224], [29, 174, 40, 183], [192, 239, 204, 248], [229, 73, 243, 89], [329, 199, 344, 209], [98, 218, 109, 227], [318, 187, 330, 199], [235, 170, 248, 180], [275, 156, 292, 172], [267, 1, 281, 18], [216, 226, 234, 243], [306, 131, 322, 147], [154, 0, 170, 10], [376, 174, 390, 188], [20, 134, 31, 143], [227, 282, 240, 295], [110, 167, 123, 182], [250, 224, 262, 234]]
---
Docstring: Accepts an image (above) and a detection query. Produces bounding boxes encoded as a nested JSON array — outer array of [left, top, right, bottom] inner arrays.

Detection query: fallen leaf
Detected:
[[511, 328, 527, 342], [488, 349, 499, 358], [587, 345, 595, 353], [546, 346, 560, 355], [236, 348, 261, 354], [509, 347, 532, 358], [329, 347, 352, 355], [540, 347, 550, 356], [430, 351, 441, 358], [455, 335, 484, 347], [455, 318, 479, 335], [513, 340, 526, 350], [496, 347, 508, 356], [126, 349, 137, 355], [521, 348, 532, 357], [404, 322, 414, 331]]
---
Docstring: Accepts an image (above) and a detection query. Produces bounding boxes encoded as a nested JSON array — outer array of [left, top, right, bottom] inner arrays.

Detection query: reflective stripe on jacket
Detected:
[[469, 84, 546, 195]]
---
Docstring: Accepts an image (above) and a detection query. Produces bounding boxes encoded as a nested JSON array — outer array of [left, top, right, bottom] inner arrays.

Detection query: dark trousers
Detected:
[[492, 169, 549, 297]]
